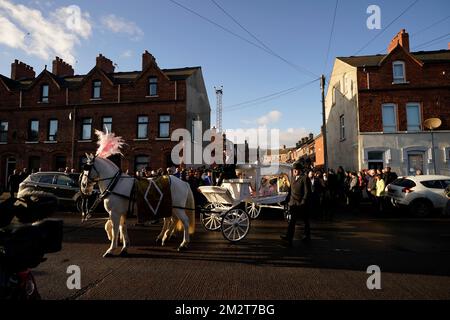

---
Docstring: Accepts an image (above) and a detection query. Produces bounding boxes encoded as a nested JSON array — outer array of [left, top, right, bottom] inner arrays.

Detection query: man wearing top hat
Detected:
[[281, 161, 312, 247]]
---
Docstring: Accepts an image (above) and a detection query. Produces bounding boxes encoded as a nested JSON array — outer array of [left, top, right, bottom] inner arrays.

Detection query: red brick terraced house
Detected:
[[0, 51, 210, 189], [325, 30, 450, 176]]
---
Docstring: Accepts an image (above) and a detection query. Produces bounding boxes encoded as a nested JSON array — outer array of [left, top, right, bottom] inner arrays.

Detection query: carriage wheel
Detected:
[[221, 209, 250, 242], [245, 202, 261, 219], [200, 203, 222, 231]]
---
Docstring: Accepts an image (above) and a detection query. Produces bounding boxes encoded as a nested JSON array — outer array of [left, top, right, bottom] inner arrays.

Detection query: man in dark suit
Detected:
[[281, 162, 312, 247]]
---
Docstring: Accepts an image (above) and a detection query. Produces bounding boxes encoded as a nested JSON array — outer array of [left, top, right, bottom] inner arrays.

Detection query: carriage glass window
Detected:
[[148, 77, 158, 96], [41, 84, 49, 103], [0, 121, 7, 143], [48, 119, 58, 141], [158, 115, 170, 138], [92, 80, 101, 99], [137, 116, 148, 139], [102, 117, 112, 133], [28, 120, 39, 141], [81, 118, 92, 140]]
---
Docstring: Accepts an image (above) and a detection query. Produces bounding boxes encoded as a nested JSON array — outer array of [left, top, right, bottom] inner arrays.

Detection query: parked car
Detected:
[[386, 175, 450, 217], [18, 172, 98, 212]]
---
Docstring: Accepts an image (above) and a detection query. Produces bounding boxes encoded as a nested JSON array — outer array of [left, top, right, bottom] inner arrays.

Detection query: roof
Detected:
[[401, 175, 450, 181], [0, 74, 20, 89], [3, 66, 200, 89], [338, 49, 450, 67]]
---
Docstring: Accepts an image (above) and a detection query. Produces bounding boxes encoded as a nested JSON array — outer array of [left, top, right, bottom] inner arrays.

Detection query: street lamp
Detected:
[[423, 118, 442, 174]]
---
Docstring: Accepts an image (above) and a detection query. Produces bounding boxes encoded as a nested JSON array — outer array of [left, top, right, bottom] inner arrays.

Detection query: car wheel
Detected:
[[409, 200, 432, 217]]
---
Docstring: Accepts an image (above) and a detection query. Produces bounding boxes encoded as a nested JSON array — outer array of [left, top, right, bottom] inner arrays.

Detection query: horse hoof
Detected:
[[103, 252, 114, 258], [119, 250, 128, 257], [177, 246, 188, 252], [156, 238, 161, 245]]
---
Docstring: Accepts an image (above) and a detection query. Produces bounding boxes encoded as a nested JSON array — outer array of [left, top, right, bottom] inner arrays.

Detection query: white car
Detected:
[[386, 175, 450, 217]]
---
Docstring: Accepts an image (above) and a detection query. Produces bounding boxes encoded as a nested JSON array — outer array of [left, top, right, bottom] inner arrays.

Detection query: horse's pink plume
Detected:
[[95, 130, 125, 158]]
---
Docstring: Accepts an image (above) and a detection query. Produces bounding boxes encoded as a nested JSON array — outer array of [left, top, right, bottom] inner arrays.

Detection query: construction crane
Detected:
[[215, 86, 223, 133]]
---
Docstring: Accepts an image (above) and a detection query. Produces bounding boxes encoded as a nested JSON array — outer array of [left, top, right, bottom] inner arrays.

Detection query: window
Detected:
[[158, 114, 170, 138], [391, 178, 416, 189], [406, 103, 421, 132], [38, 174, 54, 184], [28, 120, 39, 141], [134, 155, 149, 172], [92, 80, 101, 99], [0, 121, 7, 143], [339, 115, 345, 140], [102, 117, 112, 133], [148, 77, 158, 96], [28, 156, 40, 172], [332, 86, 336, 104], [421, 180, 446, 189], [382, 104, 397, 133], [392, 61, 406, 83], [41, 84, 49, 103], [367, 151, 384, 170], [48, 119, 58, 141], [55, 155, 66, 171], [81, 118, 92, 140], [56, 175, 74, 187], [137, 116, 148, 139]]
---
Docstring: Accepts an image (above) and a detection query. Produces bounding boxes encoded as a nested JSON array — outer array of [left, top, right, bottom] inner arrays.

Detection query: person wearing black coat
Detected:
[[281, 162, 312, 246], [7, 170, 20, 199]]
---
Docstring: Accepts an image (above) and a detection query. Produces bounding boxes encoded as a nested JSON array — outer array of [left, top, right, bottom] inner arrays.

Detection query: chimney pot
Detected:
[[52, 56, 74, 77], [96, 54, 115, 73], [11, 59, 35, 80], [142, 50, 157, 70], [388, 29, 410, 53]]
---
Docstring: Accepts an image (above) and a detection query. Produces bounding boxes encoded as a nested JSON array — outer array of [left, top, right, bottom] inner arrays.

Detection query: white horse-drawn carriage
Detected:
[[199, 163, 292, 242]]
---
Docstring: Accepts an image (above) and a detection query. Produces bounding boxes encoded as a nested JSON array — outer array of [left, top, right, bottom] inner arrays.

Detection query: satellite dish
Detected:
[[423, 118, 442, 130]]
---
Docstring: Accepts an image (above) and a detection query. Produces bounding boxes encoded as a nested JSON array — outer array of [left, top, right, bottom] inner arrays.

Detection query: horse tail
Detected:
[[186, 186, 196, 235]]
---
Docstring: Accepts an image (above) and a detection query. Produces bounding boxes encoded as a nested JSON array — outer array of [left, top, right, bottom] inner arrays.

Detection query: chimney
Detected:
[[52, 57, 74, 77], [309, 133, 314, 140], [388, 29, 410, 53], [96, 54, 115, 73], [10, 59, 35, 80], [448, 42, 450, 50], [142, 50, 156, 70]]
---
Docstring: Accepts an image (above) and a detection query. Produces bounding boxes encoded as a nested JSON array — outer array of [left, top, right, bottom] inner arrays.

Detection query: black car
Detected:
[[18, 172, 99, 212]]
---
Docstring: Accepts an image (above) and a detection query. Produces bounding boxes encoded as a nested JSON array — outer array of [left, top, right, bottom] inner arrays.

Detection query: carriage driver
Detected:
[[281, 161, 312, 247]]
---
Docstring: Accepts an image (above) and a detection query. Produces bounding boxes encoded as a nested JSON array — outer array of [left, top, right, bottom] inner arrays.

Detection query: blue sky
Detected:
[[1, 0, 449, 146]]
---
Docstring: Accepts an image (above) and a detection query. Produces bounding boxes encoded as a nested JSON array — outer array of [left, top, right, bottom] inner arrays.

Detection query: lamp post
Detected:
[[423, 118, 442, 175]]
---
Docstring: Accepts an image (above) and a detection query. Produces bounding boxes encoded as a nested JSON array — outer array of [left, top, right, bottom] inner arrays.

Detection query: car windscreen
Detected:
[[38, 175, 55, 184], [390, 178, 416, 188], [29, 174, 40, 182]]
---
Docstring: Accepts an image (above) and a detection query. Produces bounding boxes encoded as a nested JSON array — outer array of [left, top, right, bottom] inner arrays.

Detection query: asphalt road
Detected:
[[33, 208, 450, 300]]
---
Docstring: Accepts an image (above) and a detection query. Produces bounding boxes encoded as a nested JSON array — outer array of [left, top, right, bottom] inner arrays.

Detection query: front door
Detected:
[[5, 157, 16, 188], [408, 153, 424, 175]]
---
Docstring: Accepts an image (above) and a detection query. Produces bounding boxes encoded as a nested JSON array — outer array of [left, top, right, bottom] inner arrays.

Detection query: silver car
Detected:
[[386, 175, 450, 217]]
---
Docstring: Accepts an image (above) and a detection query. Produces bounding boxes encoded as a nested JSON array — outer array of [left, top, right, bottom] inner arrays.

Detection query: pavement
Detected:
[[30, 207, 450, 300]]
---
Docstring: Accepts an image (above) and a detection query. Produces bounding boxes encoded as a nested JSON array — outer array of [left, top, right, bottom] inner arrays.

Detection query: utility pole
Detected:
[[321, 75, 328, 171], [215, 86, 223, 133]]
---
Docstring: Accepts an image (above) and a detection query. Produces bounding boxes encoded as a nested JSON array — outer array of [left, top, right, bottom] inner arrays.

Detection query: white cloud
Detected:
[[257, 110, 282, 126], [0, 15, 26, 49], [101, 14, 144, 41], [279, 128, 309, 148], [0, 0, 92, 64], [120, 49, 133, 58]]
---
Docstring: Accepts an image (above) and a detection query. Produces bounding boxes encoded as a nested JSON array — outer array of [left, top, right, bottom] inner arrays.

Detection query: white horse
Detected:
[[80, 153, 195, 257]]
